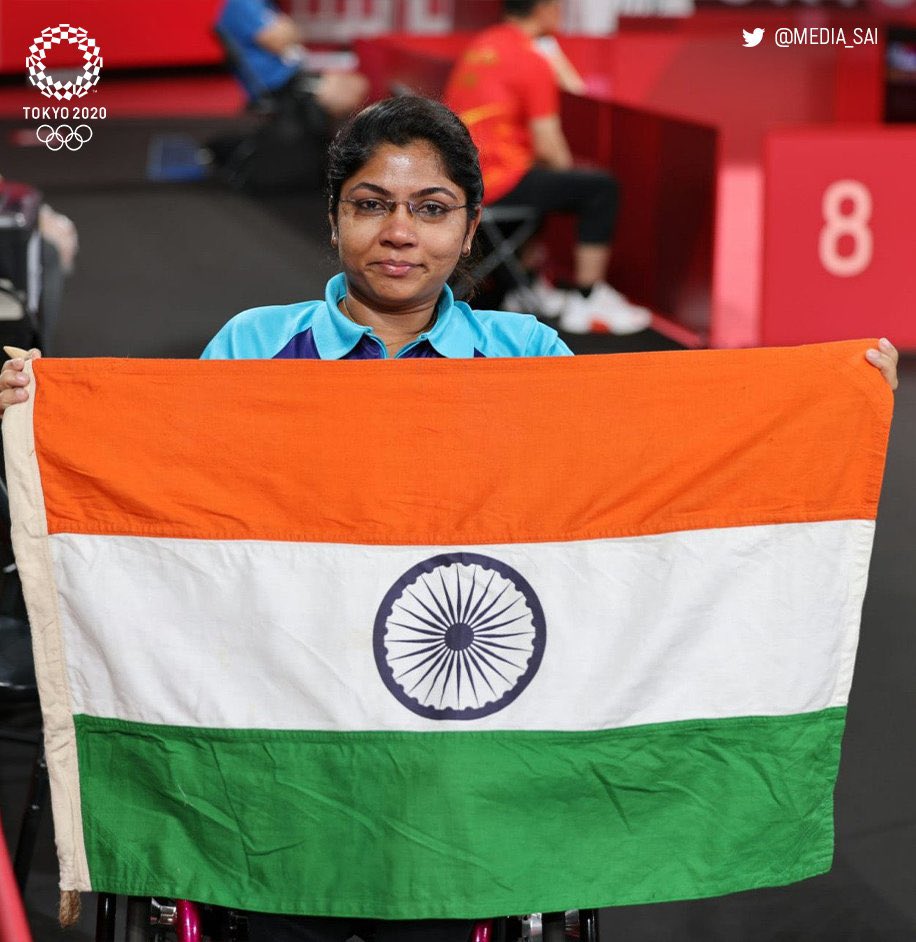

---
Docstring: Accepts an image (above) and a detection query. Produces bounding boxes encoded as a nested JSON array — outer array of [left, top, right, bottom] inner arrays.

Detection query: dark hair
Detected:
[[504, 0, 553, 17], [326, 96, 484, 220]]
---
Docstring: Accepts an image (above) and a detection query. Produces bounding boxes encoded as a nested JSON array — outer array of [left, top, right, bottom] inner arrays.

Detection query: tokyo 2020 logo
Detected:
[[26, 25, 102, 101]]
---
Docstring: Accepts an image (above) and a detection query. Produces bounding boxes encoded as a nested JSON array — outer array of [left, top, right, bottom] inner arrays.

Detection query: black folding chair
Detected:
[[471, 205, 545, 315]]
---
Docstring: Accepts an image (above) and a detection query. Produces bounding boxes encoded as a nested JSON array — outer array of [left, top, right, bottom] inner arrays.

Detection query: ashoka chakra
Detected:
[[373, 553, 546, 720]]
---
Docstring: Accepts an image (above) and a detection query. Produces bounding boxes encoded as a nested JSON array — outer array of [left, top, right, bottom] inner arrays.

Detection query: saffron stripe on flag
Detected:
[[31, 342, 891, 543], [51, 520, 871, 731]]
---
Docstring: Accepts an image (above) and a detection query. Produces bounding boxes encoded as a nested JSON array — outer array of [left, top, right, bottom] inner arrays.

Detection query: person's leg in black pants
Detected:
[[495, 167, 650, 334], [496, 166, 620, 247]]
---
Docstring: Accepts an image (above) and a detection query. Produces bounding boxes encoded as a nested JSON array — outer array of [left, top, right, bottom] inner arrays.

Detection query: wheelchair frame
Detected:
[[94, 896, 599, 942]]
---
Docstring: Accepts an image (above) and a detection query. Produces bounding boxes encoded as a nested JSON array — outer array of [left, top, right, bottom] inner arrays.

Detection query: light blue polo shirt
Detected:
[[202, 274, 572, 360]]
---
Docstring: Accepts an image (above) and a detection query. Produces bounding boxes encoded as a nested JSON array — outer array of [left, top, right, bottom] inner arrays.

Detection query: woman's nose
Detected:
[[379, 205, 418, 245]]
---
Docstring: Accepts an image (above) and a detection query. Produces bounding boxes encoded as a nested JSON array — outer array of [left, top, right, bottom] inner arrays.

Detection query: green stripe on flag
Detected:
[[75, 709, 845, 917]]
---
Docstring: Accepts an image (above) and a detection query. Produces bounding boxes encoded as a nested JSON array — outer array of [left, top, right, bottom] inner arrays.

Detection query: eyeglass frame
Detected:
[[338, 197, 473, 221]]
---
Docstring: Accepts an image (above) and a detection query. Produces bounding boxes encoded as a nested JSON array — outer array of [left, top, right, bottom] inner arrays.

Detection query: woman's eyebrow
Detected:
[[347, 182, 390, 196], [347, 183, 459, 199], [411, 186, 459, 199]]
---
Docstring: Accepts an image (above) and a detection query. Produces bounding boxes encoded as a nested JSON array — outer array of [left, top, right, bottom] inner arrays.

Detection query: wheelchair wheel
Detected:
[[125, 897, 151, 942], [123, 897, 173, 942], [521, 910, 599, 942]]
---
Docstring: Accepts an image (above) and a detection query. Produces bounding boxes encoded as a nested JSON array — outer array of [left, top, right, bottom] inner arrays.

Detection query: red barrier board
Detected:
[[608, 26, 882, 161], [558, 99, 717, 340], [353, 34, 470, 102], [761, 128, 916, 349], [1, 0, 223, 73]]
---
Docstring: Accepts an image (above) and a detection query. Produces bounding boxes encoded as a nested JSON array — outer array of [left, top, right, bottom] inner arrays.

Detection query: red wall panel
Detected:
[[2, 1, 224, 74], [761, 128, 916, 348]]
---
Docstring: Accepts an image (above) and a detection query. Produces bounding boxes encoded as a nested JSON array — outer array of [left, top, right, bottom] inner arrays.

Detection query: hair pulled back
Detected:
[[327, 96, 484, 219]]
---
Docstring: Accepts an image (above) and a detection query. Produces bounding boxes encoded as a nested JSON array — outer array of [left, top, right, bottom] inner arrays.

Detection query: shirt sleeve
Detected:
[[200, 322, 235, 359], [518, 46, 559, 121], [200, 308, 265, 359], [201, 303, 314, 359], [218, 0, 277, 44], [526, 319, 574, 357]]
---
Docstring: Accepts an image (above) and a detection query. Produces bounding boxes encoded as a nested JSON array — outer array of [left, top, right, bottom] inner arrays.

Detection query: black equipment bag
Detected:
[[224, 86, 329, 195], [0, 181, 42, 350]]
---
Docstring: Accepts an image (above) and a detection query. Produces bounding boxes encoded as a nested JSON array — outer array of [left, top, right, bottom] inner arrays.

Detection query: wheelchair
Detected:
[[94, 895, 599, 942]]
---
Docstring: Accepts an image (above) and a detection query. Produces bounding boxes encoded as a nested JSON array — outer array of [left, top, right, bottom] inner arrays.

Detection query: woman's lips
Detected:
[[373, 260, 420, 277]]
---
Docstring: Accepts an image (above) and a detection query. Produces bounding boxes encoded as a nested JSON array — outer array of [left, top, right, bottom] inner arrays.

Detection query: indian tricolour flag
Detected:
[[2, 341, 891, 918]]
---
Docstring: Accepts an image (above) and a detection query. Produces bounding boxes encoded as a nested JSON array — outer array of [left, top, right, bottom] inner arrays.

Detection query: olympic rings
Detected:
[[36, 124, 93, 152], [27, 25, 102, 101]]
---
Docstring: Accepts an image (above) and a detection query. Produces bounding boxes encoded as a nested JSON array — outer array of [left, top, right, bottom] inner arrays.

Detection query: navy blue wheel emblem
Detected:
[[374, 553, 546, 720]]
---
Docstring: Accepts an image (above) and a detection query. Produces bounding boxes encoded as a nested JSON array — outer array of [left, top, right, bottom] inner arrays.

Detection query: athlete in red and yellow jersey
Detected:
[[445, 19, 559, 204], [445, 0, 654, 334]]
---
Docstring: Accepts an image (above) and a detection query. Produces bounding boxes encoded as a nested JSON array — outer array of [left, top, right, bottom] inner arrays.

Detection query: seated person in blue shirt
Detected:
[[203, 96, 572, 364], [215, 0, 368, 132]]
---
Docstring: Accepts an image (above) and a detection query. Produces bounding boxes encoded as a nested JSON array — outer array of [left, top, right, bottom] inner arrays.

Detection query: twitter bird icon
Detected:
[[743, 27, 765, 47]]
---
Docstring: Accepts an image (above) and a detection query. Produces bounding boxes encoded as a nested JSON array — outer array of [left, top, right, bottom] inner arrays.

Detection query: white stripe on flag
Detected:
[[51, 520, 872, 732]]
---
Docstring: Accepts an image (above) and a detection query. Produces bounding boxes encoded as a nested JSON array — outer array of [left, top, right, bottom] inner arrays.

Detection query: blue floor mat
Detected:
[[146, 133, 210, 182]]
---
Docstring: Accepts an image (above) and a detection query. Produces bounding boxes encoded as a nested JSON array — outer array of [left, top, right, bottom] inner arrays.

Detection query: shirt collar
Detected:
[[312, 274, 476, 359], [311, 274, 372, 359]]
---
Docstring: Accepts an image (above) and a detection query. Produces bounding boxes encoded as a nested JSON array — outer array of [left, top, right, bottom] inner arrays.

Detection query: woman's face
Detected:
[[331, 140, 480, 314]]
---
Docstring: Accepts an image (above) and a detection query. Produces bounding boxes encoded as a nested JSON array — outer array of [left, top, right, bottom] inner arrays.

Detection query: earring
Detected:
[[461, 244, 471, 257], [331, 231, 338, 246]]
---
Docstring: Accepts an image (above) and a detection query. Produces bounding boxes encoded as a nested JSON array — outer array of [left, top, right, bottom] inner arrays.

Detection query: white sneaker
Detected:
[[502, 277, 566, 318], [558, 282, 652, 335]]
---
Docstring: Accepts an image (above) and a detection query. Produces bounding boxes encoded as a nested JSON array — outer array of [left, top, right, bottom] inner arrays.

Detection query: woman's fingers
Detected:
[[0, 381, 30, 411], [1, 360, 30, 388], [0, 348, 41, 416], [865, 337, 899, 391]]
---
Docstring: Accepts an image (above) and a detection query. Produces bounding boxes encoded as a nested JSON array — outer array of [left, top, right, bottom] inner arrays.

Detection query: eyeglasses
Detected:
[[339, 198, 470, 222]]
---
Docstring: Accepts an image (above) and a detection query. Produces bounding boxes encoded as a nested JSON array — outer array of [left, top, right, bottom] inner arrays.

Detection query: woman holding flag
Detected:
[[201, 95, 572, 942], [0, 96, 900, 942], [201, 96, 573, 363]]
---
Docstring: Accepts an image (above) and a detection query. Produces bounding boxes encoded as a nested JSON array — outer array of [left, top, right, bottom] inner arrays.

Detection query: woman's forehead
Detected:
[[346, 141, 458, 193]]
